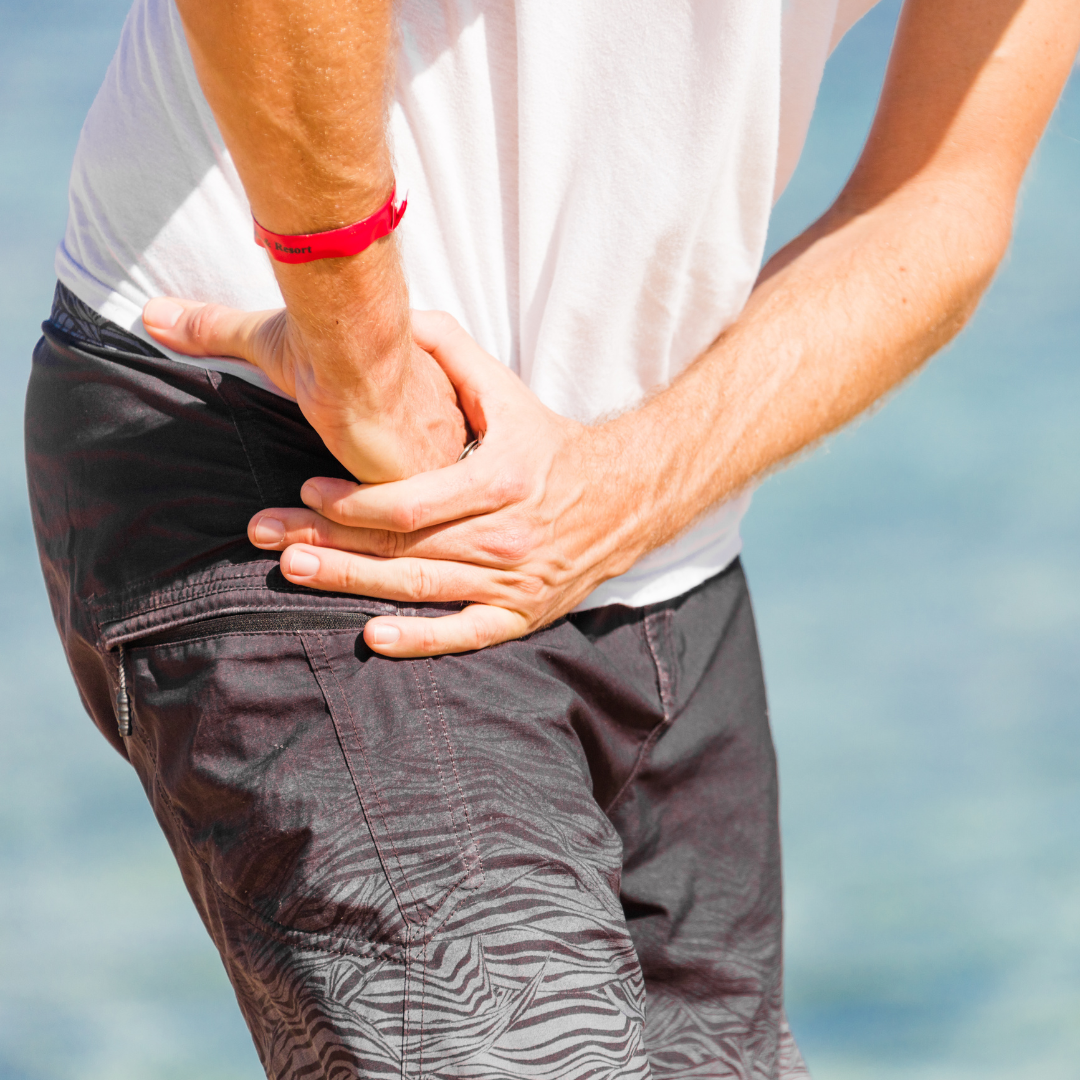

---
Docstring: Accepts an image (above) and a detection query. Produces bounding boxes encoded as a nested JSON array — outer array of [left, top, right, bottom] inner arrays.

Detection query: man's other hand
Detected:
[[143, 296, 468, 482], [245, 311, 651, 657]]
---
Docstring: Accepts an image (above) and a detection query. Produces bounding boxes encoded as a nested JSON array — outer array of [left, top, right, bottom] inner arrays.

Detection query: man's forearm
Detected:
[[176, 0, 396, 232], [602, 177, 1008, 566], [176, 0, 405, 359], [600, 0, 1080, 570], [163, 1, 467, 482]]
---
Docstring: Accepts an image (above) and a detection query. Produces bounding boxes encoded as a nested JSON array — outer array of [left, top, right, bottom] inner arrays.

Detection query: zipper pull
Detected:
[[115, 644, 132, 737]]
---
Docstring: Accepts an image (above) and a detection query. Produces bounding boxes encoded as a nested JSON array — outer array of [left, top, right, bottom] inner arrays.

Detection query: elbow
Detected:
[[942, 183, 1016, 333]]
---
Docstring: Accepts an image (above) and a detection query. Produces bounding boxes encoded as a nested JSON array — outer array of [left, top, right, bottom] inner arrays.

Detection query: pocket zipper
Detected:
[[115, 644, 132, 737], [110, 610, 374, 737]]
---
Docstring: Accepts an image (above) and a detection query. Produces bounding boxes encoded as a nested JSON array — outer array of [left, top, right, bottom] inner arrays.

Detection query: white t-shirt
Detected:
[[56, 0, 879, 610]]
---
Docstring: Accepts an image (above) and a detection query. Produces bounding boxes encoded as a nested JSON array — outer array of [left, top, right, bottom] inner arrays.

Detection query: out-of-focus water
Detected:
[[1, 2, 1077, 1077]]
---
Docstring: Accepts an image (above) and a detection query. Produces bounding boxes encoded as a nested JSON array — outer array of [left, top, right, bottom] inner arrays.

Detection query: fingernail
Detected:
[[369, 623, 401, 646], [252, 516, 286, 545], [143, 298, 183, 329], [284, 549, 321, 577], [300, 481, 323, 511]]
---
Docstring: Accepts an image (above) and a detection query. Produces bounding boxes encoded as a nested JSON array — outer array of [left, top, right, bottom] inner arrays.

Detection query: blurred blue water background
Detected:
[[1, 2, 1077, 1077]]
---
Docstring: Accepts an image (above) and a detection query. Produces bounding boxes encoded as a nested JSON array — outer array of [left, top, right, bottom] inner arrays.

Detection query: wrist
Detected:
[[594, 401, 703, 565], [577, 422, 658, 578], [276, 238, 411, 378], [293, 338, 466, 482], [238, 130, 398, 236], [255, 186, 406, 265]]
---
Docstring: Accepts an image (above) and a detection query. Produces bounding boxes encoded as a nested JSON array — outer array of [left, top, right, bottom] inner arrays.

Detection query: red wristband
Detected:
[[253, 187, 407, 264]]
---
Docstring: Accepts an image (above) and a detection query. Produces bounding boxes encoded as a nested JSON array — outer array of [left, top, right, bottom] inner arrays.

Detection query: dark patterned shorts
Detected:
[[25, 284, 809, 1079]]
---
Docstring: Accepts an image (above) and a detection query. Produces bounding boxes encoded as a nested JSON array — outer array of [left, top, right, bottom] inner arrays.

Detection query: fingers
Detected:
[[250, 507, 386, 554], [277, 543, 540, 607], [143, 296, 281, 362], [411, 309, 517, 427], [363, 605, 529, 657], [249, 506, 515, 565], [261, 521, 547, 657], [298, 463, 527, 534]]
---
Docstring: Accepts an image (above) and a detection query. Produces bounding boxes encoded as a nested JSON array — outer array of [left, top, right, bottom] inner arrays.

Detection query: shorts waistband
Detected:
[[48, 281, 165, 358]]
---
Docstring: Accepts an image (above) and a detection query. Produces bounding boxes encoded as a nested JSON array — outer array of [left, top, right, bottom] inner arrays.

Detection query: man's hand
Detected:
[[244, 0, 1080, 658], [143, 297, 467, 481], [245, 311, 652, 656]]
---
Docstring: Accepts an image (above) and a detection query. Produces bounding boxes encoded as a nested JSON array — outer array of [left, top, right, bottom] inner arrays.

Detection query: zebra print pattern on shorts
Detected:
[[203, 862, 652, 1078], [115, 568, 803, 1079]]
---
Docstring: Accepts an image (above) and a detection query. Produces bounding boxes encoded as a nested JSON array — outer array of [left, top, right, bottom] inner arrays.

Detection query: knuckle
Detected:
[[310, 519, 336, 546], [187, 303, 221, 348], [404, 559, 437, 601], [388, 498, 425, 534], [506, 572, 545, 599], [470, 610, 505, 650], [362, 529, 396, 558], [421, 622, 442, 653], [475, 618, 499, 650], [386, 530, 410, 558], [482, 523, 533, 564], [340, 557, 369, 593], [489, 470, 528, 505]]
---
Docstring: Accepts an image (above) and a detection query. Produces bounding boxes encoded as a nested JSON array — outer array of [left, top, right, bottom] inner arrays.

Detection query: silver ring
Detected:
[[457, 433, 484, 462]]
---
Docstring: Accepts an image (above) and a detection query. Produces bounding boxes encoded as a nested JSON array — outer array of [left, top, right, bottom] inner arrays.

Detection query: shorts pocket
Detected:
[[301, 628, 484, 935], [120, 611, 481, 948]]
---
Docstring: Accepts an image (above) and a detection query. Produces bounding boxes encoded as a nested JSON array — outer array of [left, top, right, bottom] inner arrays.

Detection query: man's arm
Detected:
[[610, 0, 1077, 554], [142, 0, 467, 480], [161, 0, 1080, 655]]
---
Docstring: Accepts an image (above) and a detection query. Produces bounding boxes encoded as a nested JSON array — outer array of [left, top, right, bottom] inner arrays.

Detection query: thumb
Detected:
[[142, 296, 280, 363], [410, 309, 516, 428]]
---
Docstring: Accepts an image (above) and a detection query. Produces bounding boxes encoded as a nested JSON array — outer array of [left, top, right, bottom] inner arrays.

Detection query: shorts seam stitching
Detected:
[[314, 631, 424, 920], [425, 658, 484, 885], [92, 568, 276, 620], [602, 612, 674, 816], [412, 662, 471, 873]]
